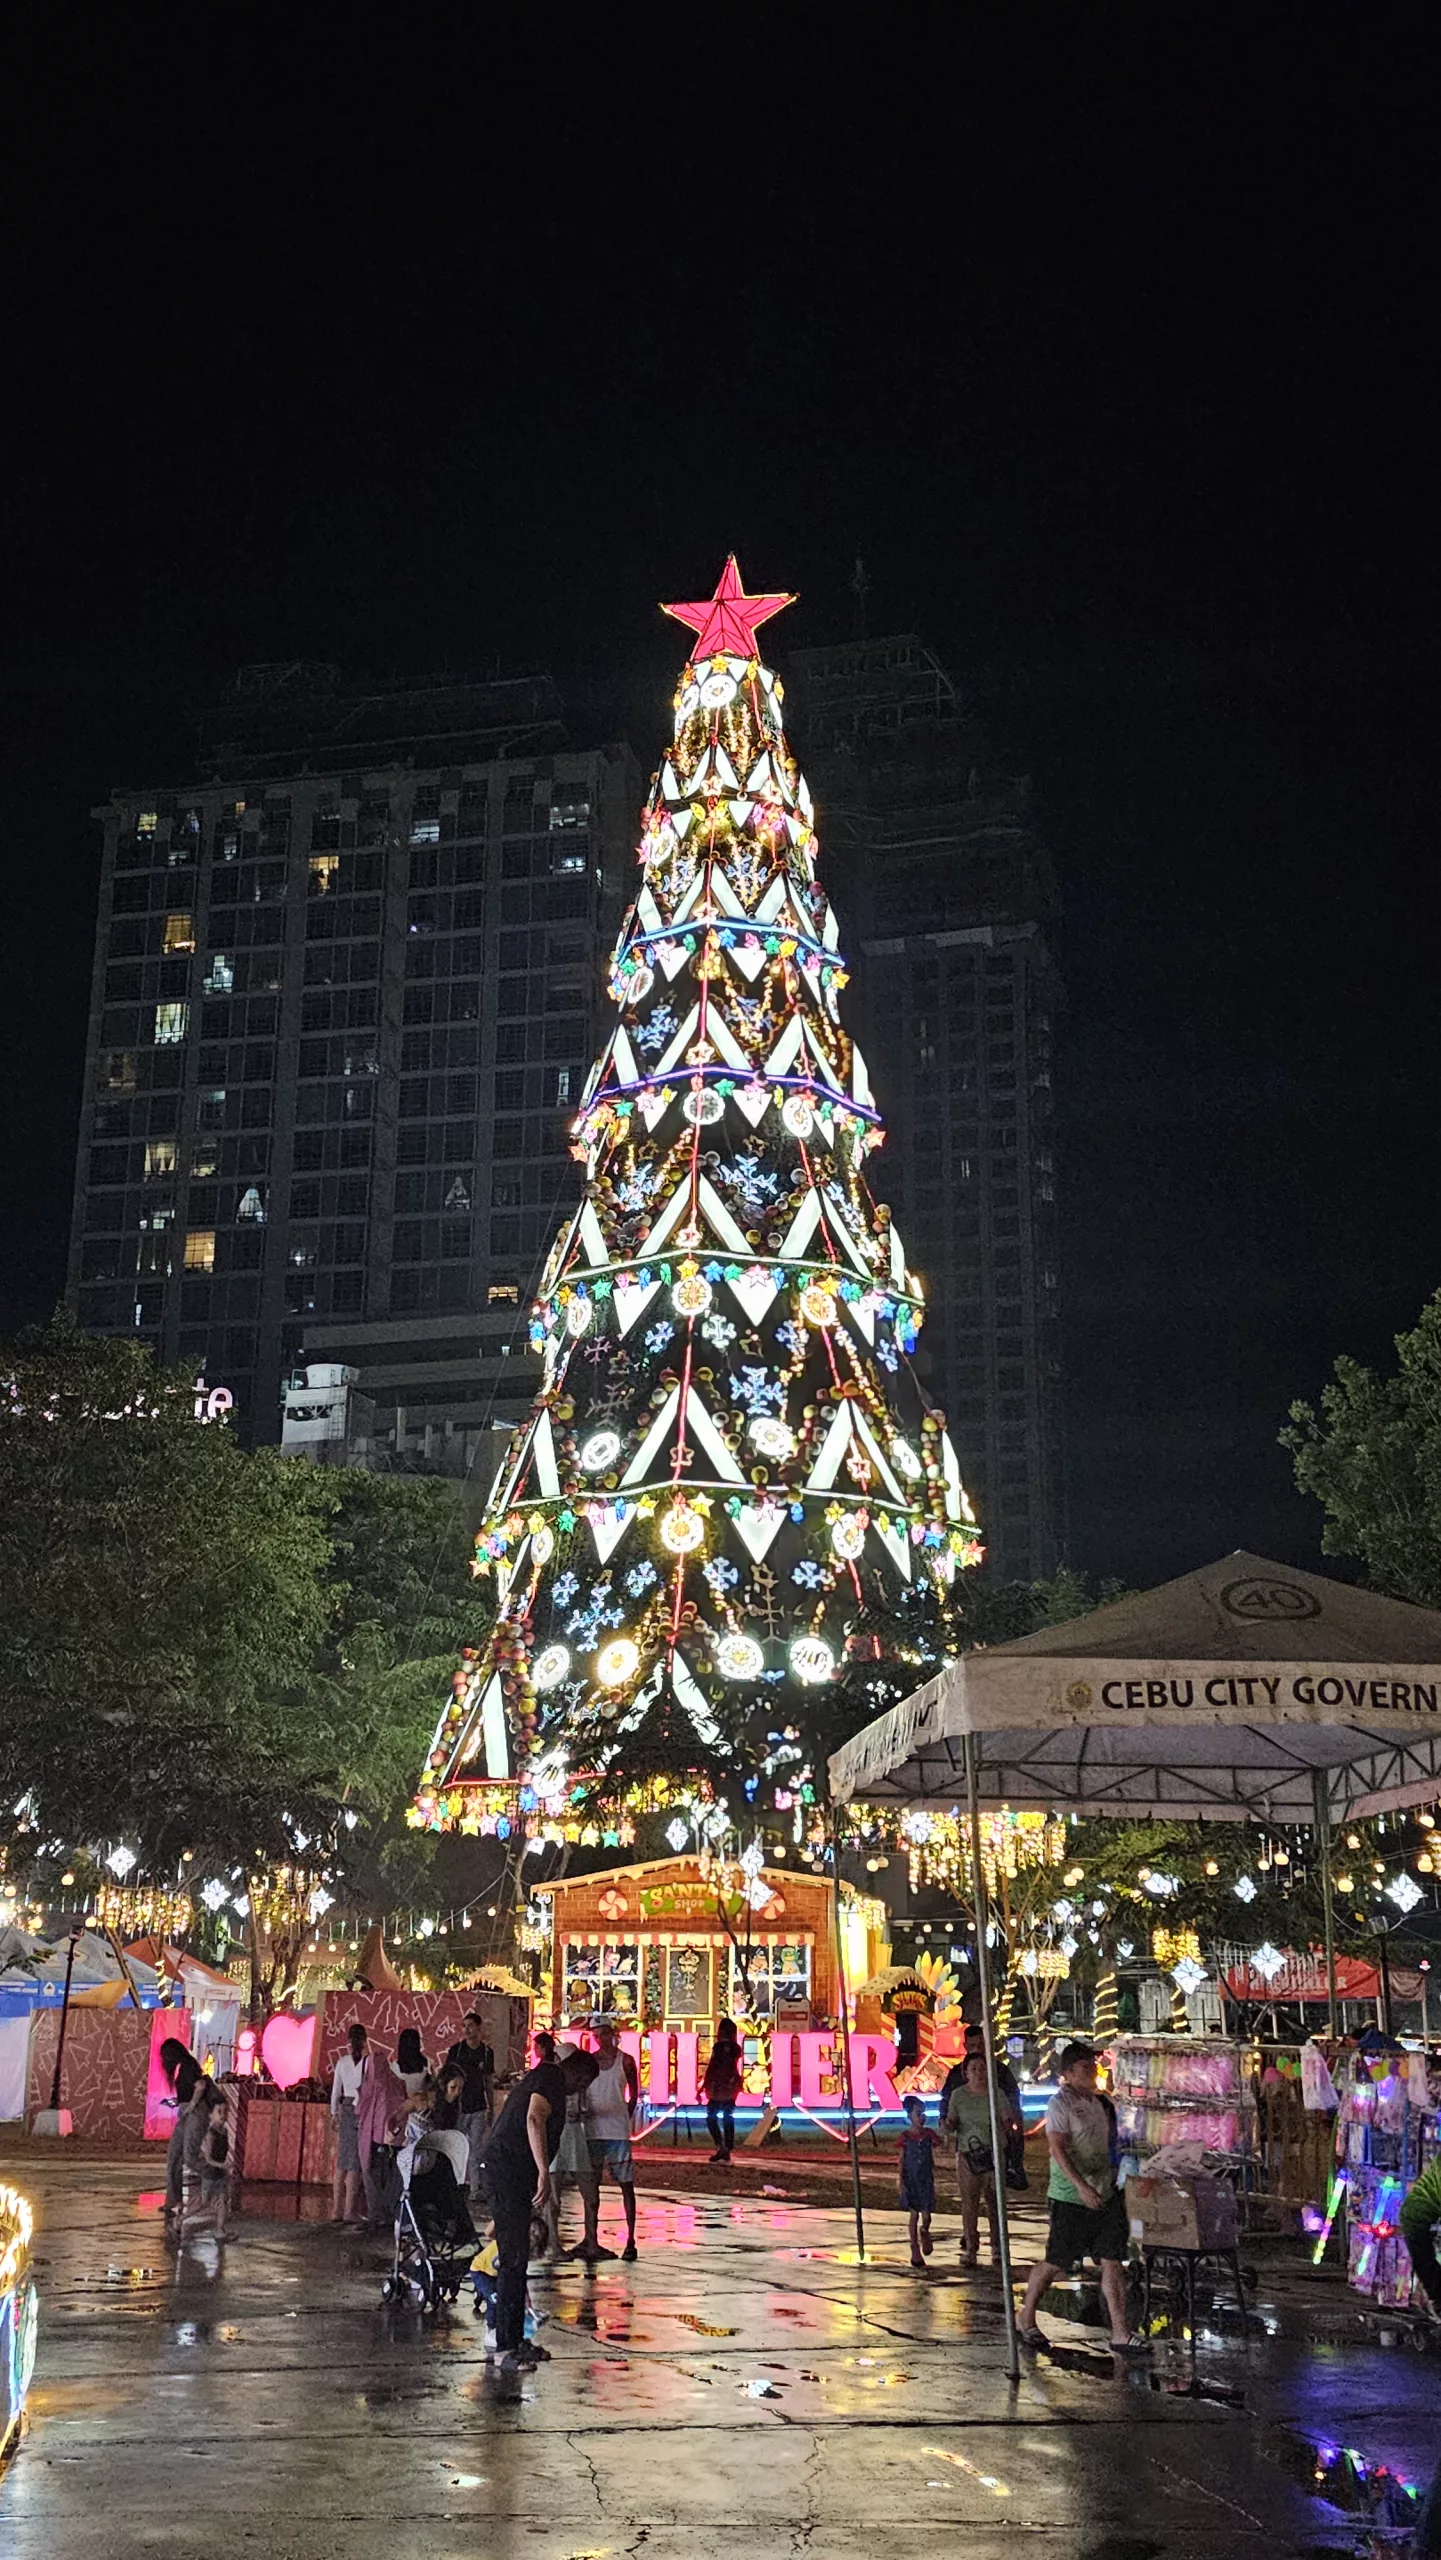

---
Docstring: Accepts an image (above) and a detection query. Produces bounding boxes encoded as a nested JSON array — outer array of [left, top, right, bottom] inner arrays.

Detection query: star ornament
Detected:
[[663, 555, 796, 663]]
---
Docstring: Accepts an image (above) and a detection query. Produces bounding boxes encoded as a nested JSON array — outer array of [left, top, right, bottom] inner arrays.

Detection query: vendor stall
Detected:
[[1334, 2044, 1440, 2309], [540, 1854, 869, 2035], [1109, 2034, 1257, 2169], [830, 1547, 1441, 2372], [535, 1855, 893, 2114]]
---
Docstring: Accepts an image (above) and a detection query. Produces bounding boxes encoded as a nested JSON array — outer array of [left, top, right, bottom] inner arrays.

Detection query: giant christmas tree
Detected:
[[414, 561, 979, 1839]]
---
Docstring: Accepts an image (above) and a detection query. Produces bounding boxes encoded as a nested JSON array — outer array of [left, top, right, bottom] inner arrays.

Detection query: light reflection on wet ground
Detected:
[[0, 2158, 1436, 2557]]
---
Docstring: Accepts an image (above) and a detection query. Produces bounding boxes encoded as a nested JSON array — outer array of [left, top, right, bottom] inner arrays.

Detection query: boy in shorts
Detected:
[[1018, 2040, 1148, 2354]]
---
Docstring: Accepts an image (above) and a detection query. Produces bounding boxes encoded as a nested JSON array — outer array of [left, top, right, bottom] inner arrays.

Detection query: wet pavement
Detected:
[[1, 2158, 1436, 2557]]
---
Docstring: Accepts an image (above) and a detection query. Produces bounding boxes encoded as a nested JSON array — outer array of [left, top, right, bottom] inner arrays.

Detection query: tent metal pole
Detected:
[[1312, 1768, 1339, 2037], [965, 1731, 1020, 2382], [829, 1807, 866, 2263]]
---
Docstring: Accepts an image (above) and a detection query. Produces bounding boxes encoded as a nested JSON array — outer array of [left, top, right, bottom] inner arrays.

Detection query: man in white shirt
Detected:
[[580, 2016, 640, 2264]]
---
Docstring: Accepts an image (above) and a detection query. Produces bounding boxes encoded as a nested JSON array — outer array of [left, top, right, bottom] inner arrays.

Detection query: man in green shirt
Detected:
[[1017, 2040, 1147, 2355], [1400, 2152, 1441, 2313]]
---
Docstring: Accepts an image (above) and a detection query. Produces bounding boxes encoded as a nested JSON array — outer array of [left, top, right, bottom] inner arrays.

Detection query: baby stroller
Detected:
[[382, 2129, 478, 2311]]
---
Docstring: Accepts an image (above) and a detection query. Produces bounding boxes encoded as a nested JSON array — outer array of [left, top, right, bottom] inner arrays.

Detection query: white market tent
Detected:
[[828, 1551, 1441, 2372]]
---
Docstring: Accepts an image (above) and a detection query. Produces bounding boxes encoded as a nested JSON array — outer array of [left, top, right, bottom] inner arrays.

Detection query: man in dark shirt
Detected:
[[486, 2048, 598, 2371], [444, 2012, 496, 2199]]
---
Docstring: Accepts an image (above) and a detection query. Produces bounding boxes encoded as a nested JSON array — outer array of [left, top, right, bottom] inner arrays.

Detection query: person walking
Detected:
[[185, 2083, 232, 2239], [329, 2022, 371, 2224], [897, 2094, 938, 2267], [944, 2048, 1011, 2267], [1017, 2040, 1149, 2355], [158, 2037, 208, 2230], [484, 2046, 598, 2375], [443, 2011, 496, 2198], [584, 2017, 640, 2263], [702, 2018, 744, 2162], [939, 2021, 1026, 2187]]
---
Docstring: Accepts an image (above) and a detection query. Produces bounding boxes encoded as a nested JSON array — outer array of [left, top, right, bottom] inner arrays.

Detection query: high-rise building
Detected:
[[789, 638, 1064, 1579], [69, 637, 1062, 1559], [68, 663, 637, 1461]]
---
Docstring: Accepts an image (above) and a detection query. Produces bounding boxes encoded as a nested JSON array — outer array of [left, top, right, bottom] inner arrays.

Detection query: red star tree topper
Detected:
[[412, 563, 980, 1847], [662, 555, 796, 662]]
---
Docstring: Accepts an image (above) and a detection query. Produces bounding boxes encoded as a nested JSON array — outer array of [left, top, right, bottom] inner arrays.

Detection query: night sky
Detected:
[[5, 11, 1436, 1589]]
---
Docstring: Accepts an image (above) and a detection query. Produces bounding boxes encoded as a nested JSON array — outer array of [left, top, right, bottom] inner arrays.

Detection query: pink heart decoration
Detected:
[[260, 2012, 318, 2090]]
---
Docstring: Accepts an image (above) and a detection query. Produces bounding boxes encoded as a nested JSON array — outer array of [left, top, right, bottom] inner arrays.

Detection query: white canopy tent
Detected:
[[829, 1552, 1441, 2373]]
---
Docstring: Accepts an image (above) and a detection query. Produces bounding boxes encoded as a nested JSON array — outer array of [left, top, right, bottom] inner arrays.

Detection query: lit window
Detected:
[[488, 1283, 519, 1305], [162, 913, 195, 954], [236, 1186, 266, 1222], [550, 849, 586, 875], [550, 795, 590, 830], [309, 853, 340, 896], [154, 1002, 189, 1045], [103, 1051, 138, 1092], [410, 817, 441, 845], [144, 1139, 178, 1179], [137, 811, 158, 835], [205, 954, 234, 993], [192, 1146, 219, 1178], [444, 1176, 472, 1210], [230, 800, 246, 818], [555, 1067, 571, 1103], [183, 1230, 216, 1272]]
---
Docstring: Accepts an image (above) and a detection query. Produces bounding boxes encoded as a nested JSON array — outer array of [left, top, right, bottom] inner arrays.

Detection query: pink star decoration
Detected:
[[662, 555, 796, 662]]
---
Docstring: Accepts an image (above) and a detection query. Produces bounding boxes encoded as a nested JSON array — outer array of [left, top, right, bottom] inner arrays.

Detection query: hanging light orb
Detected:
[[596, 1637, 640, 1689], [659, 1502, 705, 1555], [532, 1645, 571, 1692], [672, 1271, 712, 1319], [715, 1632, 765, 1679], [781, 1093, 815, 1138], [579, 1430, 621, 1473], [789, 1634, 835, 1685], [830, 1515, 865, 1562], [683, 1087, 725, 1126], [799, 1282, 836, 1327], [749, 1415, 795, 1460]]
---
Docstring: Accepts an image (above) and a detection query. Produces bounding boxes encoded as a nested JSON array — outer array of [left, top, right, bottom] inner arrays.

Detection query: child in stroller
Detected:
[[382, 2082, 480, 2310]]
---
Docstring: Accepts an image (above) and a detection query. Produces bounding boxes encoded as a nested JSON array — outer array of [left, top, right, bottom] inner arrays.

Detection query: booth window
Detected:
[[732, 1941, 811, 2017], [563, 1940, 639, 2019], [666, 1946, 713, 2018]]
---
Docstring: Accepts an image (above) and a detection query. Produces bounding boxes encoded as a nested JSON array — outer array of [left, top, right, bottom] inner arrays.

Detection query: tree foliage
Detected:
[[0, 1316, 476, 1888], [1282, 1286, 1441, 1608]]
